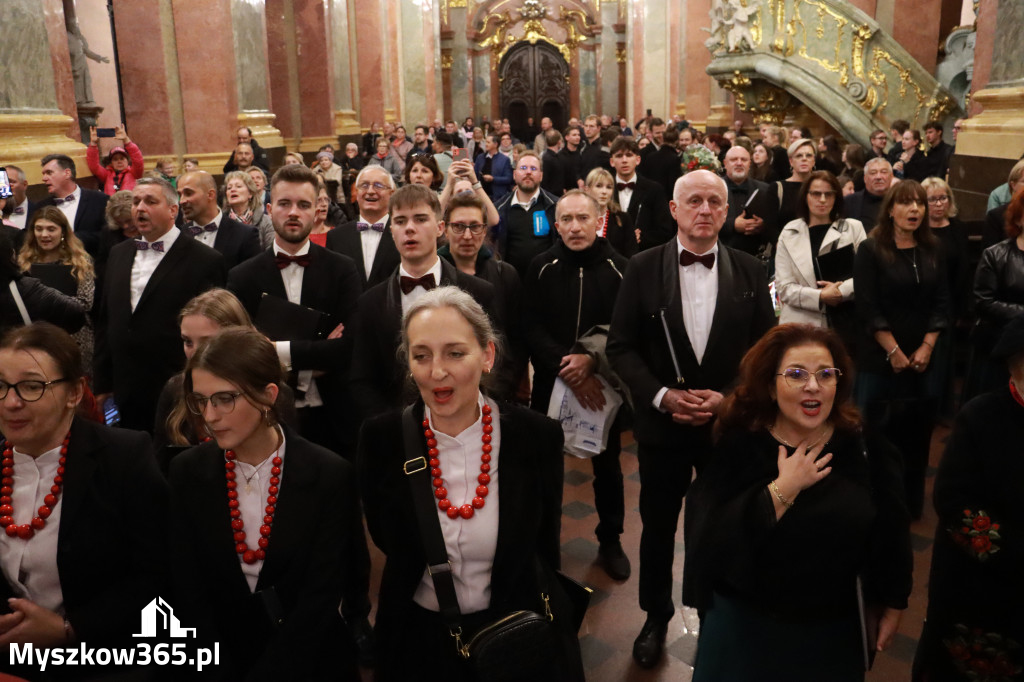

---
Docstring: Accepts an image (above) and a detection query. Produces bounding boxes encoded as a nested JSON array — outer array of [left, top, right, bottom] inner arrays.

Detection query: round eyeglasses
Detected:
[[186, 391, 243, 416], [776, 367, 841, 387]]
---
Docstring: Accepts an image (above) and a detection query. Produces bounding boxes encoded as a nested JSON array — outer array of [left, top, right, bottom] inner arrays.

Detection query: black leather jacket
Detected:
[[0, 275, 87, 335], [973, 238, 1024, 350]]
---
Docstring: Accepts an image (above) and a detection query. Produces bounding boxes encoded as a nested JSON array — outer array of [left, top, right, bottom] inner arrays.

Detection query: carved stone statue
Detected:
[[64, 0, 110, 107], [706, 0, 758, 54]]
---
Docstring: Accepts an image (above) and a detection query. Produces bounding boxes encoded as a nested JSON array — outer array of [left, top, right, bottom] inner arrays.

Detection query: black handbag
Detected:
[[401, 405, 587, 681]]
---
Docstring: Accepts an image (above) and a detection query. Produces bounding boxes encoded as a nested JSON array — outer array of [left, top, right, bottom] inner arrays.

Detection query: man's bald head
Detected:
[[177, 170, 220, 224], [671, 170, 729, 252]]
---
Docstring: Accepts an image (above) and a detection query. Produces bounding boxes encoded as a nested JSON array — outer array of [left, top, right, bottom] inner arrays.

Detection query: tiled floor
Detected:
[[361, 425, 947, 681]]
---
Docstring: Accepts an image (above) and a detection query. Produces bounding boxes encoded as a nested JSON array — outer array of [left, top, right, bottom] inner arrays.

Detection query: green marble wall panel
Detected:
[[0, 0, 61, 113], [990, 1, 1024, 87], [331, 0, 355, 111], [231, 0, 270, 111]]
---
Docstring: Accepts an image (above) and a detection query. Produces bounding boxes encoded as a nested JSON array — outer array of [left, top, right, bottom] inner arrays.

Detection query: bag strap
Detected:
[[401, 405, 464, 631], [8, 280, 30, 325]]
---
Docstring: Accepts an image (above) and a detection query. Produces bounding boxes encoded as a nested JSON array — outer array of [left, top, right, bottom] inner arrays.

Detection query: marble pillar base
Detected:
[[238, 112, 285, 150], [956, 87, 1024, 160], [384, 107, 397, 123], [0, 114, 88, 184], [675, 102, 688, 119], [706, 103, 732, 131], [186, 152, 234, 175], [282, 138, 301, 152], [333, 110, 361, 135], [298, 135, 339, 153]]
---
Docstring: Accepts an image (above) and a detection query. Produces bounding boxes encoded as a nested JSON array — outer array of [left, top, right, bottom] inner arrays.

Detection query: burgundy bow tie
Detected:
[[12, 206, 25, 215], [274, 252, 312, 269], [135, 240, 165, 253], [54, 194, 76, 206], [357, 221, 385, 232], [187, 222, 217, 236], [679, 250, 715, 269], [399, 274, 436, 295], [616, 182, 636, 192]]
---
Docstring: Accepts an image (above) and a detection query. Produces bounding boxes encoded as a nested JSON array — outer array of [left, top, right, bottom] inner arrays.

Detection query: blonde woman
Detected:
[[584, 168, 638, 257], [222, 170, 274, 248]]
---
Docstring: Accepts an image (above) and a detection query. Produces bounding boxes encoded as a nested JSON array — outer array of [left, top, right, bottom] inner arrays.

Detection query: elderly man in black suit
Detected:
[[608, 170, 776, 668], [177, 171, 261, 269], [349, 184, 496, 421], [842, 157, 893, 231], [325, 165, 401, 292], [93, 177, 225, 433], [610, 137, 675, 250], [719, 145, 780, 258], [35, 154, 108, 256]]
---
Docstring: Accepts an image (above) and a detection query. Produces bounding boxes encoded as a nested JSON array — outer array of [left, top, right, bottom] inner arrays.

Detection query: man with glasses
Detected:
[[492, 151, 560, 277], [325, 166, 401, 291], [869, 129, 889, 158]]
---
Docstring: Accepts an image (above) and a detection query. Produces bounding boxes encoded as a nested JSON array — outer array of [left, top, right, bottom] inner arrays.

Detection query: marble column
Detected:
[[0, 0, 84, 184], [449, 5, 472, 120], [398, 0, 441, 126], [384, 0, 402, 122], [292, 0, 338, 152], [597, 0, 621, 118], [579, 44, 598, 118], [266, 0, 300, 149], [683, 0, 711, 128], [637, 0, 672, 120], [229, 0, 284, 153], [330, 0, 361, 135], [355, 0, 386, 128]]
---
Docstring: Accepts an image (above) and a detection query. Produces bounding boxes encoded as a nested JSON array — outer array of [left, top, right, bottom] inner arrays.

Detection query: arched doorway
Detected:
[[499, 41, 569, 140]]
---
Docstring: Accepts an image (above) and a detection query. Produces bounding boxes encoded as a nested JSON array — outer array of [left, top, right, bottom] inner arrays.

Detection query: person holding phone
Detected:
[[438, 158, 500, 228], [86, 124, 145, 196]]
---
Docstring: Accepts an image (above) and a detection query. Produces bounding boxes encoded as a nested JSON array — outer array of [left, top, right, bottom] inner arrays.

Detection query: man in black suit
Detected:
[[607, 170, 775, 668], [609, 137, 674, 250], [540, 129, 566, 197], [637, 126, 682, 203], [924, 120, 954, 179], [579, 115, 611, 181], [177, 171, 261, 269], [349, 184, 496, 421], [2, 165, 34, 232], [842, 157, 892, 230], [719, 145, 780, 258], [36, 154, 108, 256], [639, 117, 667, 164], [325, 165, 401, 292], [93, 177, 226, 433]]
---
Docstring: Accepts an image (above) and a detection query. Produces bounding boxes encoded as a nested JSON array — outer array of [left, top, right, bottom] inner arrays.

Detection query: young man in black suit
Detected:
[[579, 115, 611, 181], [93, 177, 226, 433], [607, 170, 776, 668], [610, 137, 675, 250], [35, 154, 108, 256], [177, 170, 261, 269], [325, 165, 401, 292], [540, 129, 566, 197], [638, 126, 682, 201], [349, 184, 496, 421]]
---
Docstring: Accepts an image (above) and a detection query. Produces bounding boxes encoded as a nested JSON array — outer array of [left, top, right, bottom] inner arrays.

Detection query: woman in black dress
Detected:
[[684, 324, 912, 682], [779, 139, 817, 228], [169, 327, 363, 680], [585, 167, 638, 258], [853, 180, 949, 519]]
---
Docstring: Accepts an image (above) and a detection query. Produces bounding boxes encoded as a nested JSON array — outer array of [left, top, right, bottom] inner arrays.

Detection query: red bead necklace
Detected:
[[0, 432, 71, 540], [424, 403, 492, 520], [224, 448, 281, 565]]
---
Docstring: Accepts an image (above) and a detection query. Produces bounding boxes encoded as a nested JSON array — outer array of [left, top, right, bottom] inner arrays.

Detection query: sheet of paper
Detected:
[[547, 376, 624, 458]]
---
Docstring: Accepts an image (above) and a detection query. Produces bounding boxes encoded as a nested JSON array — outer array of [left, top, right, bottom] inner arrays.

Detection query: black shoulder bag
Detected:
[[401, 406, 587, 681]]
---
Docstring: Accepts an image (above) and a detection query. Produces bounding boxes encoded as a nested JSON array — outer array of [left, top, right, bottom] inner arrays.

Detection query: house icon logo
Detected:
[[133, 597, 197, 638]]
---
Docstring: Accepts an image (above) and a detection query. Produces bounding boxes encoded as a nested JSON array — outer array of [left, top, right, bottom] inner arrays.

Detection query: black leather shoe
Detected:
[[632, 616, 669, 669], [597, 541, 631, 581]]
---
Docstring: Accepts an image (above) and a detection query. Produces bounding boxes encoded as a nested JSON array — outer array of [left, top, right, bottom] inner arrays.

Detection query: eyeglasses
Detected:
[[776, 367, 842, 387], [449, 222, 487, 235], [927, 196, 949, 204], [356, 181, 389, 192], [185, 391, 243, 416], [808, 191, 836, 200], [0, 378, 68, 402], [517, 165, 540, 173]]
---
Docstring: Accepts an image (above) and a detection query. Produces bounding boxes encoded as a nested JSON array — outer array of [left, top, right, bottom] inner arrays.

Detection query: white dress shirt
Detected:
[[271, 240, 322, 408], [358, 213, 388, 277], [510, 188, 540, 211], [399, 257, 443, 315], [130, 226, 181, 311], [233, 427, 286, 592], [652, 239, 720, 409], [0, 445, 65, 614], [8, 198, 29, 230], [55, 186, 82, 231], [189, 211, 223, 249], [414, 394, 500, 614], [616, 173, 638, 213]]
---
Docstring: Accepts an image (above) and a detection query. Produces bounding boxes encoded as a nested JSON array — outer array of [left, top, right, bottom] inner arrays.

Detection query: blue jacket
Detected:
[[474, 151, 514, 200]]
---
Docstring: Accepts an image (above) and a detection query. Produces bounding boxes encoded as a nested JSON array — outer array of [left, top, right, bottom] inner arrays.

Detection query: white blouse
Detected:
[[232, 429, 286, 593], [0, 445, 65, 614], [414, 395, 501, 614]]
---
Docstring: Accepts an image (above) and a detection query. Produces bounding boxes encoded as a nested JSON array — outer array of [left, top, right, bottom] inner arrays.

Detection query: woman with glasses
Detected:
[[853, 180, 949, 519], [169, 326, 363, 680], [684, 324, 912, 682], [775, 171, 867, 355], [779, 139, 818, 228], [0, 323, 166, 664]]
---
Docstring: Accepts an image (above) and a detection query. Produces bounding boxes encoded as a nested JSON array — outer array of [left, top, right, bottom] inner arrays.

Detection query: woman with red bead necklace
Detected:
[[0, 322, 166, 666], [358, 286, 584, 681], [169, 327, 362, 680]]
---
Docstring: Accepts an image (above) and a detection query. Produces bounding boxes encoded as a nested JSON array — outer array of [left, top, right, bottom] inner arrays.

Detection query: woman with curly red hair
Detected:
[[683, 324, 912, 682]]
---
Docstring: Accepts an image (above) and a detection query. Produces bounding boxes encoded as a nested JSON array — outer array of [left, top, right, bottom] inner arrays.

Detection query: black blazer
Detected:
[[325, 218, 401, 291], [358, 402, 575, 680], [349, 259, 497, 420], [182, 212, 262, 270], [613, 175, 675, 250], [721, 176, 781, 256], [169, 426, 362, 681], [35, 188, 108, 256], [93, 234, 226, 432], [639, 145, 682, 201], [540, 149, 566, 197], [0, 418, 168, 649], [607, 240, 776, 446], [578, 141, 611, 180]]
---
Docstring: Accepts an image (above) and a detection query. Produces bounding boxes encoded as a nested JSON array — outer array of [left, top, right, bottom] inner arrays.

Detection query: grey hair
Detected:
[[222, 170, 262, 214], [355, 165, 397, 190], [864, 157, 893, 173], [135, 176, 178, 207], [398, 286, 502, 370]]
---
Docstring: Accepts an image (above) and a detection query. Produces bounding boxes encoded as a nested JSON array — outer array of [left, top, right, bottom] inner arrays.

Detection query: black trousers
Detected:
[[637, 429, 714, 620], [592, 417, 625, 544]]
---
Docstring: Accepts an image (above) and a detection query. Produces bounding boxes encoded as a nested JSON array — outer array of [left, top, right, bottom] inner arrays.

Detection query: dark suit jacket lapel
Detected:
[[339, 225, 368, 284], [438, 258, 459, 287], [299, 244, 325, 306], [258, 250, 289, 300], [56, 418, 99, 555], [256, 430, 312, 591], [704, 244, 737, 360], [367, 220, 397, 284], [660, 240, 696, 370], [191, 445, 252, 596], [108, 243, 135, 320], [72, 192, 91, 232], [489, 408, 525, 600], [135, 236, 189, 313]]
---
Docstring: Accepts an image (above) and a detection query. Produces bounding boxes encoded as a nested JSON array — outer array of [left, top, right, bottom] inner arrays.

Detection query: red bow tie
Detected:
[[679, 250, 715, 269], [399, 274, 436, 295], [274, 252, 311, 269]]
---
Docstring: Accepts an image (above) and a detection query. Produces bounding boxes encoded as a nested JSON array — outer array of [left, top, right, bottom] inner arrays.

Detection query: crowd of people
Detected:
[[0, 107, 1021, 682]]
